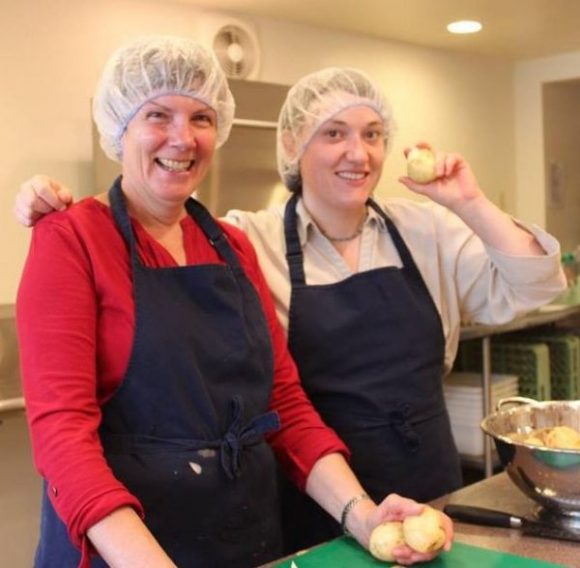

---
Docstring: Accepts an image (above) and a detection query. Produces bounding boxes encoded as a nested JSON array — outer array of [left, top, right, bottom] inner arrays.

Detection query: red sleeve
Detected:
[[16, 215, 142, 549], [220, 223, 350, 489]]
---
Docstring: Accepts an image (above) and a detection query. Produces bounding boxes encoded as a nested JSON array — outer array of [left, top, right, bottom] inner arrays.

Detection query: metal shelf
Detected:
[[458, 302, 580, 477]]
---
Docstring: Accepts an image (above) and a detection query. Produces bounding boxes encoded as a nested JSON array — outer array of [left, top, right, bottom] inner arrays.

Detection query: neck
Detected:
[[302, 195, 368, 243], [129, 201, 185, 237], [120, 184, 186, 234]]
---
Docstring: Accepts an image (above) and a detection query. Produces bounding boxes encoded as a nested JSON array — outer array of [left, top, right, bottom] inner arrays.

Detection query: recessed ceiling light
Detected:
[[447, 20, 483, 34]]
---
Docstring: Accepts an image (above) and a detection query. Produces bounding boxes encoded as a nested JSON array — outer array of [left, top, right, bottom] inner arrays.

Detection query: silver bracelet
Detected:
[[340, 493, 370, 536]]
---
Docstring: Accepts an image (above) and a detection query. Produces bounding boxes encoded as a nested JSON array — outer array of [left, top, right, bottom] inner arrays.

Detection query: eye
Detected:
[[145, 110, 169, 122], [323, 128, 344, 141], [192, 113, 215, 127], [365, 129, 383, 142]]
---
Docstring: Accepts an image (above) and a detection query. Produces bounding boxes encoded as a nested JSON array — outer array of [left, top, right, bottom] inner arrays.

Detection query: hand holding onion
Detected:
[[369, 505, 448, 562], [400, 144, 485, 215]]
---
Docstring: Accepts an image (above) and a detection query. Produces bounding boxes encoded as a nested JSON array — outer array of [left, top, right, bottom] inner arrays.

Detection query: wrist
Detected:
[[341, 493, 376, 544]]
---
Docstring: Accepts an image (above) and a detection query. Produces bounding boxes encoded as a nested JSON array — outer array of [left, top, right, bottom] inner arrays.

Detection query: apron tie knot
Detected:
[[389, 405, 420, 453], [220, 396, 281, 479]]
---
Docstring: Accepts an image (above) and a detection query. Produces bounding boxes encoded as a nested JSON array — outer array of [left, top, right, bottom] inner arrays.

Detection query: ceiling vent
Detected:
[[212, 21, 261, 80]]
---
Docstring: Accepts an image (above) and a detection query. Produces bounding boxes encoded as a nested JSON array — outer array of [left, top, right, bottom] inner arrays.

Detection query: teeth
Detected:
[[157, 158, 193, 172], [337, 172, 366, 180]]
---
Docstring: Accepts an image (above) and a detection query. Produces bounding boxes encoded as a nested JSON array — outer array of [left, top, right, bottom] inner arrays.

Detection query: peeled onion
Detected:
[[402, 506, 446, 554], [369, 521, 405, 561], [407, 147, 437, 184]]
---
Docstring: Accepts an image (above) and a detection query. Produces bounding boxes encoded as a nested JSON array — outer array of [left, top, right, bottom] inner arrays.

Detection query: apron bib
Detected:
[[279, 194, 462, 553], [34, 178, 283, 568]]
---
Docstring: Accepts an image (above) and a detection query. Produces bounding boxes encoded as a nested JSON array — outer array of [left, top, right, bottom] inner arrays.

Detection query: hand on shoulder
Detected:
[[14, 175, 73, 227]]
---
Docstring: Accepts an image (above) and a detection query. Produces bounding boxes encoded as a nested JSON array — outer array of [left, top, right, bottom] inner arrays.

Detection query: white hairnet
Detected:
[[277, 67, 394, 191], [93, 35, 235, 162]]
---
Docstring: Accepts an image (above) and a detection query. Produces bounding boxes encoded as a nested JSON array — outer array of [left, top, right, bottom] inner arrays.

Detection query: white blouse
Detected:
[[224, 196, 566, 373]]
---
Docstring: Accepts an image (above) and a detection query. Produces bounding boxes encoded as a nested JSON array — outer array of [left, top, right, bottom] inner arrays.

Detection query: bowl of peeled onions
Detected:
[[481, 397, 580, 516]]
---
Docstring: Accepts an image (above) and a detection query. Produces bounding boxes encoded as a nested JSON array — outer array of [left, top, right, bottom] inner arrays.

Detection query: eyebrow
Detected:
[[324, 119, 383, 127], [145, 101, 213, 113]]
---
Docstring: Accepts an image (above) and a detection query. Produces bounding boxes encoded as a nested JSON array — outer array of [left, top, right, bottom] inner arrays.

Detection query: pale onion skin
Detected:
[[407, 147, 437, 184], [369, 521, 405, 562], [402, 506, 446, 554]]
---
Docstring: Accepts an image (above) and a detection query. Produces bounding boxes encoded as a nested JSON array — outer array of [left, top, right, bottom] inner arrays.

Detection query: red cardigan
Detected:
[[17, 197, 347, 549]]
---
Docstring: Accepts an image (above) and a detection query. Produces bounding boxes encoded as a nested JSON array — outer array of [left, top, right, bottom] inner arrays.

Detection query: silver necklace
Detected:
[[320, 211, 368, 242]]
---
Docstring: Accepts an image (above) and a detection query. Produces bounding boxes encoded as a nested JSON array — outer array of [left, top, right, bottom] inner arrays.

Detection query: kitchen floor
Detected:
[[0, 409, 41, 567]]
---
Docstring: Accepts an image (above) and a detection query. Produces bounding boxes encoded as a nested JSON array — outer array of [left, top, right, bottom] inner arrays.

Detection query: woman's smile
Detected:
[[154, 157, 196, 172]]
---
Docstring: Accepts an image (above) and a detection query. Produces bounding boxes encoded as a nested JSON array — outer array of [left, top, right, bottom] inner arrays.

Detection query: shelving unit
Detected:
[[458, 302, 580, 477]]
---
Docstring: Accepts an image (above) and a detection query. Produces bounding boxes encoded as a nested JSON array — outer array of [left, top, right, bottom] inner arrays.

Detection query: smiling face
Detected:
[[299, 105, 385, 215], [120, 94, 217, 212]]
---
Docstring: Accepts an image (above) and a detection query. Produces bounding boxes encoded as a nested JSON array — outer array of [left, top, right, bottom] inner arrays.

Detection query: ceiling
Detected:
[[183, 0, 580, 60]]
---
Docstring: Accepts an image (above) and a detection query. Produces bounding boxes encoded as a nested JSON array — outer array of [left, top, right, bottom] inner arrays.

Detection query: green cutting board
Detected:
[[273, 537, 564, 567]]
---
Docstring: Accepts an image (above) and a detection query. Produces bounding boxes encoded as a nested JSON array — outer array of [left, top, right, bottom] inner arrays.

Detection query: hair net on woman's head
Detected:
[[277, 67, 394, 192], [93, 35, 235, 162]]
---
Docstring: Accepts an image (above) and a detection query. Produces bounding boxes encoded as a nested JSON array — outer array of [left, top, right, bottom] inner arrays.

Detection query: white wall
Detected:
[[1, 0, 516, 304]]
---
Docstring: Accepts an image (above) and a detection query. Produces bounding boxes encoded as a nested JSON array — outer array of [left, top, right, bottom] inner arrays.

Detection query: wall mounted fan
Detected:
[[212, 23, 260, 80]]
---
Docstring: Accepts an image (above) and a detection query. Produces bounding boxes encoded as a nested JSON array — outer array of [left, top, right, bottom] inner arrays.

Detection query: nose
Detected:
[[169, 119, 196, 150], [345, 134, 367, 162]]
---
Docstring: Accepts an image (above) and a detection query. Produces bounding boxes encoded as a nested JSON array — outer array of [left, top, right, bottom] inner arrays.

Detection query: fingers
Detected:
[[379, 493, 424, 521], [14, 175, 71, 227], [440, 511, 454, 551], [30, 175, 72, 210], [398, 175, 429, 195], [437, 153, 462, 179], [390, 544, 442, 565]]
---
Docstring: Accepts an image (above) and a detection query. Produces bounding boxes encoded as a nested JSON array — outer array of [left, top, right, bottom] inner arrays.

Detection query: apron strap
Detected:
[[387, 404, 420, 453], [367, 199, 435, 298], [109, 177, 139, 263], [184, 197, 245, 275], [101, 396, 280, 480], [367, 199, 418, 274], [283, 194, 307, 285], [220, 395, 281, 480]]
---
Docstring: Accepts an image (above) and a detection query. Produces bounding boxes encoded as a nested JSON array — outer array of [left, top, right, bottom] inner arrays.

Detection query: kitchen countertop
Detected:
[[430, 472, 578, 566], [260, 473, 578, 567]]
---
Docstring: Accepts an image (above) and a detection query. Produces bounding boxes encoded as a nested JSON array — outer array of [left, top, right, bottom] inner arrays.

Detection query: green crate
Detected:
[[458, 340, 551, 401], [501, 331, 580, 400]]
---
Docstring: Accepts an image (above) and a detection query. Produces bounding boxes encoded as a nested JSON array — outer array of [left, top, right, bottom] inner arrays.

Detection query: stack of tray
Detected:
[[443, 371, 519, 456]]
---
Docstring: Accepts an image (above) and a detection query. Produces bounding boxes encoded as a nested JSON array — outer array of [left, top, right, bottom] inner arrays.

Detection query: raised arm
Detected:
[[400, 145, 545, 256], [13, 175, 73, 226]]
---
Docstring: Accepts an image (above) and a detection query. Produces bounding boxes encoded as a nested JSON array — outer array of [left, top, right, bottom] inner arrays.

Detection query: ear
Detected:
[[281, 130, 298, 160]]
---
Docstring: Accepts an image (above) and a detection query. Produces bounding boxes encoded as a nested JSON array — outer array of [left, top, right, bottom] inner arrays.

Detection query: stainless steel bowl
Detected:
[[481, 397, 580, 517]]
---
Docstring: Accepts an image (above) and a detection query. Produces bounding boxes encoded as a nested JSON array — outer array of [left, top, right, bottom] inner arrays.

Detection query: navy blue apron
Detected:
[[279, 194, 462, 553], [34, 178, 283, 568]]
